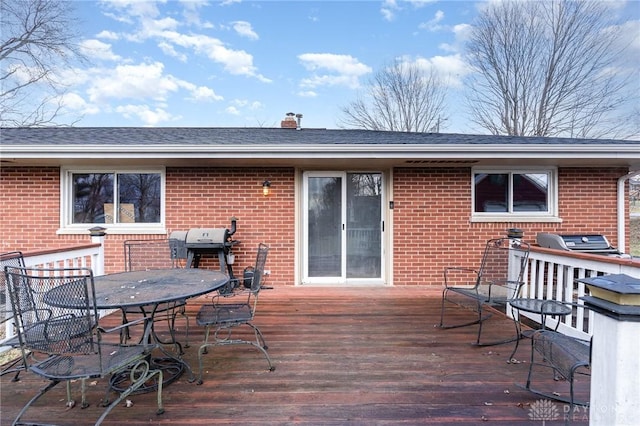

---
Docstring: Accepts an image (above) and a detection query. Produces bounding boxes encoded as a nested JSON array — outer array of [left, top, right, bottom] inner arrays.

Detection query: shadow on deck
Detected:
[[0, 287, 589, 425]]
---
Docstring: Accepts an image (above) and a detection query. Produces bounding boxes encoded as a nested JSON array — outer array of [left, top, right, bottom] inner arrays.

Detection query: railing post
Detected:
[[506, 228, 524, 319], [581, 275, 640, 426], [89, 226, 107, 276]]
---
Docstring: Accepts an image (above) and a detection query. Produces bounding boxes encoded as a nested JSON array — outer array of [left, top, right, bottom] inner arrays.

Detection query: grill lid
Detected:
[[536, 232, 619, 253], [185, 228, 228, 246]]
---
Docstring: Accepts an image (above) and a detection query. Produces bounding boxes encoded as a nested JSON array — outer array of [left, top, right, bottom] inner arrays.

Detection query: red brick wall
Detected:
[[162, 167, 296, 287], [0, 165, 629, 286], [391, 167, 629, 285], [0, 167, 87, 250], [0, 166, 296, 285]]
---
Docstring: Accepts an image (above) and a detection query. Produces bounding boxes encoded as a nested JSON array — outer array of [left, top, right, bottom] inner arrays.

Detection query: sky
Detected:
[[51, 0, 640, 131]]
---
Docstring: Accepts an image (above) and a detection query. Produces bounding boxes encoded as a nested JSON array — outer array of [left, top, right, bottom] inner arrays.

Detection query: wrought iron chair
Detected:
[[1, 251, 27, 381], [4, 265, 164, 425], [523, 301, 592, 419], [196, 243, 274, 384], [122, 238, 190, 350], [439, 237, 531, 346]]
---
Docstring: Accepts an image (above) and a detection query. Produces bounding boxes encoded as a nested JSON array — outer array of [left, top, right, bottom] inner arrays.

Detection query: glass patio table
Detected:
[[44, 268, 228, 390], [508, 298, 572, 361]]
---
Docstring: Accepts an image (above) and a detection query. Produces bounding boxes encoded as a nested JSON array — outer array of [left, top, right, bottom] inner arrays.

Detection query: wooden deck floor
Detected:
[[1, 287, 589, 425]]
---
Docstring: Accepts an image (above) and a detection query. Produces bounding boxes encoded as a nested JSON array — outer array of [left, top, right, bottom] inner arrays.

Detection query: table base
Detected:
[[110, 356, 185, 394]]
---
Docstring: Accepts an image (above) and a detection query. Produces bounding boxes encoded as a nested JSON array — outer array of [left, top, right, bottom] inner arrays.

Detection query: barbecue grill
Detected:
[[536, 232, 624, 256], [169, 218, 239, 277]]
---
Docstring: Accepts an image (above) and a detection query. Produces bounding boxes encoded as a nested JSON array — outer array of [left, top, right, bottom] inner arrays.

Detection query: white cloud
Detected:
[[298, 53, 372, 90], [100, 0, 161, 20], [158, 31, 271, 81], [382, 0, 436, 21], [297, 90, 318, 98], [97, 0, 270, 82], [439, 23, 472, 53], [381, 0, 398, 21], [299, 53, 369, 74], [142, 16, 180, 34], [419, 10, 445, 32], [187, 86, 224, 102], [86, 62, 180, 103], [115, 104, 179, 126], [616, 20, 640, 52], [229, 99, 263, 110], [158, 41, 188, 62], [401, 54, 472, 88], [180, 0, 214, 28], [59, 92, 100, 115], [80, 39, 122, 61], [96, 30, 119, 40], [225, 105, 241, 115], [232, 21, 259, 40]]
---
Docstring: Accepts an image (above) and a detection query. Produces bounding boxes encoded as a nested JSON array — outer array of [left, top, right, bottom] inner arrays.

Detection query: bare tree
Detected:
[[1, 0, 86, 127], [339, 60, 448, 133], [465, 0, 635, 138]]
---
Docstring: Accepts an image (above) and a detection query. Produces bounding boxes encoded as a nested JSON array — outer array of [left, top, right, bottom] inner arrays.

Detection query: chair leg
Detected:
[[474, 299, 484, 345], [179, 308, 190, 348], [439, 289, 487, 330], [439, 288, 448, 327], [247, 322, 269, 350], [166, 311, 184, 355], [196, 344, 208, 385], [79, 378, 90, 409], [120, 310, 131, 344], [196, 324, 275, 385]]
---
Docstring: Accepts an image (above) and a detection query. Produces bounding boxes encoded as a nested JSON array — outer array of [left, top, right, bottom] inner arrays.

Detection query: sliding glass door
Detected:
[[303, 171, 383, 284]]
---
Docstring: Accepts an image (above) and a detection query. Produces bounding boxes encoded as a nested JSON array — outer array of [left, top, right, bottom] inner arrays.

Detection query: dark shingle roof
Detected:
[[2, 127, 637, 146]]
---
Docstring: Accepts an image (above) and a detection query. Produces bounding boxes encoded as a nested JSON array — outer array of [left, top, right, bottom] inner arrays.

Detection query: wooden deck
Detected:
[[1, 287, 589, 425]]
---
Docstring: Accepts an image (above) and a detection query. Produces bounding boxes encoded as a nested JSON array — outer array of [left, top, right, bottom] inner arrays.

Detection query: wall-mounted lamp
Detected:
[[262, 180, 271, 196]]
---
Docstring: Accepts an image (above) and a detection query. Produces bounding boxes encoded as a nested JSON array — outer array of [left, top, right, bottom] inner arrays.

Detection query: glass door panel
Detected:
[[307, 176, 343, 278], [346, 173, 382, 279]]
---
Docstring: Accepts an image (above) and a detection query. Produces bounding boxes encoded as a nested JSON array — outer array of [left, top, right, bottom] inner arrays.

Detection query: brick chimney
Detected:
[[281, 112, 297, 129]]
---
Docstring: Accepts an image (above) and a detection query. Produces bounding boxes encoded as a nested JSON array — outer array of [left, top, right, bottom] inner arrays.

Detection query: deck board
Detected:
[[0, 287, 589, 425]]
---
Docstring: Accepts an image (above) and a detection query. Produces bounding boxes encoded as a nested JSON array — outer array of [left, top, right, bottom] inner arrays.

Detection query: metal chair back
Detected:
[[4, 266, 97, 357], [124, 238, 183, 271], [1, 251, 25, 323], [1, 251, 27, 381], [476, 238, 530, 301], [4, 265, 164, 424], [249, 243, 269, 292]]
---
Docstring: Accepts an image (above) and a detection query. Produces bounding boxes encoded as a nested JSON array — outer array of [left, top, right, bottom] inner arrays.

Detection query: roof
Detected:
[[1, 126, 638, 146], [1, 127, 639, 169]]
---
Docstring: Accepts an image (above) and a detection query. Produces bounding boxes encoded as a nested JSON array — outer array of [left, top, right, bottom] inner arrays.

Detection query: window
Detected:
[[472, 168, 558, 221], [61, 168, 165, 233]]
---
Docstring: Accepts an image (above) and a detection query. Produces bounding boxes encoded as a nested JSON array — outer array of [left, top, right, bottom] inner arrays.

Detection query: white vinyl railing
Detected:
[[515, 247, 640, 340]]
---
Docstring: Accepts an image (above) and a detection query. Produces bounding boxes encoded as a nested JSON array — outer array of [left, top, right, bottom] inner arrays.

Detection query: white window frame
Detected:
[[470, 167, 560, 223], [58, 167, 166, 235]]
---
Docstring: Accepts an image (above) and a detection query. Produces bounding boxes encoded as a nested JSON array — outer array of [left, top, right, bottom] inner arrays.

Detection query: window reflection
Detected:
[[72, 173, 161, 224], [474, 172, 549, 213]]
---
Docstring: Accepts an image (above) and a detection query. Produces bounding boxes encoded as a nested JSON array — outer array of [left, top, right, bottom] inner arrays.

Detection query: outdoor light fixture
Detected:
[[262, 180, 271, 196]]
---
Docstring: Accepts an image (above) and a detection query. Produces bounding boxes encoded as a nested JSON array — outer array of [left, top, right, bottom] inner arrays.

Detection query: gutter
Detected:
[[2, 143, 640, 158], [618, 170, 640, 254]]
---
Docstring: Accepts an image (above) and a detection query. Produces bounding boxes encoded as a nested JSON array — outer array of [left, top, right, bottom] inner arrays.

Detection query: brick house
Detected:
[[1, 126, 638, 286]]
